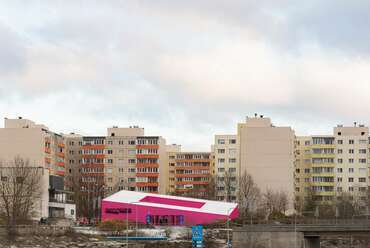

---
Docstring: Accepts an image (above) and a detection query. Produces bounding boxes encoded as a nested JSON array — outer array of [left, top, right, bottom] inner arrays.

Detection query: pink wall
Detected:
[[102, 200, 238, 226]]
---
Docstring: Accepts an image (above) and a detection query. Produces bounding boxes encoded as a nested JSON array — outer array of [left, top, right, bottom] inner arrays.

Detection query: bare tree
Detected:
[[237, 171, 260, 217], [262, 189, 289, 218], [0, 157, 43, 227], [217, 171, 235, 202]]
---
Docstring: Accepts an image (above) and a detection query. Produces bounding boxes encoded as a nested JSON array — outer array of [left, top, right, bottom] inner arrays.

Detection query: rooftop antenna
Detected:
[[254, 113, 258, 118]]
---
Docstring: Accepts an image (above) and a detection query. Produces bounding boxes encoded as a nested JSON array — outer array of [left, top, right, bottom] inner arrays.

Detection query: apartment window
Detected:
[[229, 167, 236, 173], [349, 139, 354, 144], [107, 140, 113, 145], [359, 187, 367, 192], [349, 158, 354, 163], [359, 159, 366, 164], [349, 168, 354, 173], [229, 149, 237, 155], [359, 178, 366, 183], [295, 187, 300, 192], [128, 178, 136, 182], [218, 158, 225, 163], [337, 149, 343, 154], [359, 149, 367, 154], [107, 177, 113, 183], [337, 177, 342, 182], [128, 168, 136, 173], [118, 140, 124, 145], [304, 178, 310, 182], [1, 176, 7, 182], [304, 168, 310, 173], [337, 140, 343, 144], [218, 168, 225, 173], [128, 159, 136, 164], [337, 168, 343, 173], [118, 168, 124, 173], [337, 187, 342, 192], [229, 158, 236, 163], [128, 140, 135, 145], [218, 139, 225, 145], [337, 159, 343, 164], [229, 139, 236, 144], [349, 186, 354, 192], [349, 149, 354, 154], [305, 141, 310, 146], [107, 150, 113, 154], [348, 177, 354, 182], [296, 169, 300, 173], [107, 159, 113, 164], [128, 149, 136, 155], [217, 149, 225, 154], [304, 159, 310, 164]]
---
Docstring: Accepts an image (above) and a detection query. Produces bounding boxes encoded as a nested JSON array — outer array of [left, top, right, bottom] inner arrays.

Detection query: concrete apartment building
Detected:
[[174, 152, 213, 196], [238, 116, 295, 207], [166, 144, 182, 194], [0, 117, 75, 220], [213, 135, 239, 201], [295, 124, 370, 208]]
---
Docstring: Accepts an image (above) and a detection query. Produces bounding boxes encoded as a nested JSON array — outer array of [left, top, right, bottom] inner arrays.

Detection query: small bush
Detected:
[[98, 219, 127, 232]]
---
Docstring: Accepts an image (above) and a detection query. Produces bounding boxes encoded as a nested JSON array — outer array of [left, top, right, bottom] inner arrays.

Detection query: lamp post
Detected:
[[126, 201, 142, 247], [226, 207, 234, 248]]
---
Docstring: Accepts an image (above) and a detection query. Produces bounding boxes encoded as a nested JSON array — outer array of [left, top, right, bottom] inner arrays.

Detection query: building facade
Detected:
[[238, 116, 295, 211], [102, 190, 238, 226], [295, 124, 370, 210], [0, 117, 75, 220], [174, 152, 213, 197], [213, 135, 239, 201]]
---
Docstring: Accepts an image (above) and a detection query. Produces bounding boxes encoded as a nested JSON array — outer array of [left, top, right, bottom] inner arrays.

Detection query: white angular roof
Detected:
[[103, 190, 238, 216]]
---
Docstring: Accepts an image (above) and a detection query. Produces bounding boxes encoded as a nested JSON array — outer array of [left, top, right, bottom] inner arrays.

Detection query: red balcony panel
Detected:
[[136, 182, 159, 187], [136, 173, 159, 178], [136, 145, 159, 149], [136, 154, 159, 159]]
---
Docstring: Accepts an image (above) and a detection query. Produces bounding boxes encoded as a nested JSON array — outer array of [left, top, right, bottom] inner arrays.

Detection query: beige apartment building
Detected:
[[166, 144, 182, 194], [0, 117, 76, 220], [295, 124, 370, 209], [213, 135, 239, 201], [238, 116, 295, 209]]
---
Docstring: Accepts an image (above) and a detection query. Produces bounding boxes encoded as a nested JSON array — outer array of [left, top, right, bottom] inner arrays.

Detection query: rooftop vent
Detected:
[[18, 116, 22, 119], [359, 124, 365, 127], [113, 126, 118, 128], [337, 124, 343, 127]]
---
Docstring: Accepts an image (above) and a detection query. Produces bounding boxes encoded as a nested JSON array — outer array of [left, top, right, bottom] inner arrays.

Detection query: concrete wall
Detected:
[[233, 231, 304, 248]]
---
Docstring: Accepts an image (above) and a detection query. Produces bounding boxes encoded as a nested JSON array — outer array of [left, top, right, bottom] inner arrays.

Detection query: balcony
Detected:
[[57, 161, 65, 167], [136, 182, 159, 187], [136, 154, 159, 159], [57, 152, 65, 158], [136, 172, 159, 178], [45, 147, 51, 154], [136, 144, 159, 149], [58, 143, 65, 148], [56, 170, 65, 176]]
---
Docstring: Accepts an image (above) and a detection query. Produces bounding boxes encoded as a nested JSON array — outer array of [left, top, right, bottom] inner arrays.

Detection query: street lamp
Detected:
[[226, 207, 234, 248], [126, 201, 142, 247]]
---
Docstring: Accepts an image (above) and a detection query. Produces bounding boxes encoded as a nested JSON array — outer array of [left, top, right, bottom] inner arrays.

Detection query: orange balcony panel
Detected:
[[58, 143, 65, 148], [82, 173, 104, 177], [136, 154, 159, 159], [56, 170, 65, 176], [81, 163, 104, 168], [57, 152, 65, 158], [45, 157, 51, 164], [57, 161, 65, 167], [44, 147, 51, 154], [82, 145, 105, 150], [136, 163, 159, 168], [136, 173, 159, 178], [82, 154, 105, 159], [136, 182, 159, 187], [136, 145, 159, 149]]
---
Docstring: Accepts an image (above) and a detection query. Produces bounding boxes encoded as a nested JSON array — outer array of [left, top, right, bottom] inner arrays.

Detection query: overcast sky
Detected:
[[0, 1, 370, 151]]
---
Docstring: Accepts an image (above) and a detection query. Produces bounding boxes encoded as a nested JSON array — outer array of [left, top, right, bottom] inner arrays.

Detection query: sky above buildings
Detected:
[[0, 1, 369, 151]]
